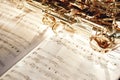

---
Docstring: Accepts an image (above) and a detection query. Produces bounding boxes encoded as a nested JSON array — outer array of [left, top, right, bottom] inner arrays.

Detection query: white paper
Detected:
[[0, 1, 120, 80]]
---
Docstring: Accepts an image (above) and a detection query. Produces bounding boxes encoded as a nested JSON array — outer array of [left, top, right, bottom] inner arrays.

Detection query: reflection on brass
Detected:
[[25, 0, 120, 52], [90, 33, 115, 53], [42, 13, 75, 33]]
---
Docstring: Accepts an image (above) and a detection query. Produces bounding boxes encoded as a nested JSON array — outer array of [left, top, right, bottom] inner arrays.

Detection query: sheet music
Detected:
[[0, 1, 120, 80], [0, 28, 120, 80], [0, 1, 48, 76]]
